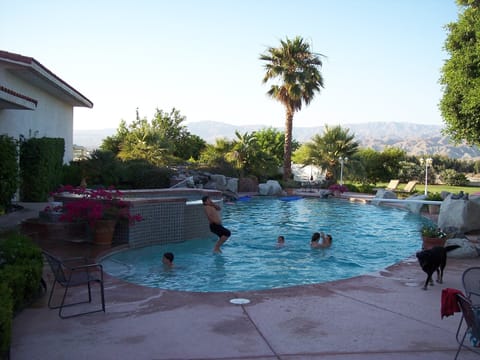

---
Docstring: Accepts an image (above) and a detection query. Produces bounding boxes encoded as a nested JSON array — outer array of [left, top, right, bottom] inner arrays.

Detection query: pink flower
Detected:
[[51, 186, 142, 229], [328, 184, 348, 193]]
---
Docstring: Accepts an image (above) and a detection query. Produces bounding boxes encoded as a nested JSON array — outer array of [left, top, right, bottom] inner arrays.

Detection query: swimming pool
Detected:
[[102, 196, 432, 292]]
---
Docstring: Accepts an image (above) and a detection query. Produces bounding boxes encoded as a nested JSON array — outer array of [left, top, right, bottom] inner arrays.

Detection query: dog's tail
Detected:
[[445, 245, 461, 252]]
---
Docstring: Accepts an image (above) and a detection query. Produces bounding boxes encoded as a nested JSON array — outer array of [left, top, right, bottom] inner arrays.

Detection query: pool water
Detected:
[[102, 197, 432, 292]]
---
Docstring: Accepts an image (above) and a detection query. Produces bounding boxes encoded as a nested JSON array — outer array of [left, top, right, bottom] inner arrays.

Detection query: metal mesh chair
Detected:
[[463, 267, 480, 305], [455, 293, 480, 359], [43, 251, 105, 319]]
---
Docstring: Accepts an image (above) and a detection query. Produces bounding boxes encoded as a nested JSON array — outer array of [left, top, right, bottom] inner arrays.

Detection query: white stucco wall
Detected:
[[0, 68, 74, 162]]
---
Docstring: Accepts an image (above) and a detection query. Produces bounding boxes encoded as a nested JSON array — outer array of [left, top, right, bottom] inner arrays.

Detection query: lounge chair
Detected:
[[374, 180, 399, 192], [396, 180, 417, 194], [43, 251, 105, 319]]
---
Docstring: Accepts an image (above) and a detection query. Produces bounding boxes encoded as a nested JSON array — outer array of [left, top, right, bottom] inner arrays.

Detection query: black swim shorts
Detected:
[[209, 223, 231, 238]]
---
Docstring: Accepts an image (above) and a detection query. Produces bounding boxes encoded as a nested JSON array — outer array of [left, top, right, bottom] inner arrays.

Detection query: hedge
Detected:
[[19, 137, 64, 201], [0, 135, 19, 214]]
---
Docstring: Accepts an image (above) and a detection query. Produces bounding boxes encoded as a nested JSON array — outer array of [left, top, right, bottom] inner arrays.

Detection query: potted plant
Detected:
[[420, 224, 447, 250], [51, 185, 142, 245], [425, 192, 443, 215]]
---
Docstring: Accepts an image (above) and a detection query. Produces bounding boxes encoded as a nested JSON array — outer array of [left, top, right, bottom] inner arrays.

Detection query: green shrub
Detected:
[[0, 283, 12, 360], [0, 232, 43, 356], [0, 135, 19, 213], [0, 233, 43, 310], [425, 192, 443, 201], [121, 160, 174, 189], [279, 179, 302, 189], [80, 149, 122, 187], [62, 161, 83, 186], [439, 169, 470, 186], [0, 265, 28, 312]]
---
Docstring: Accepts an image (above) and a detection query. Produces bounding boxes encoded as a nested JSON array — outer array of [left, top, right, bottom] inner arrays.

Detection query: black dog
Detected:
[[416, 245, 460, 290]]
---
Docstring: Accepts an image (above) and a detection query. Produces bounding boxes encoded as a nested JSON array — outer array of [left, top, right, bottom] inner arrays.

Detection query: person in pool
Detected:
[[162, 252, 174, 268], [202, 195, 231, 253], [276, 235, 285, 247], [311, 232, 332, 249]]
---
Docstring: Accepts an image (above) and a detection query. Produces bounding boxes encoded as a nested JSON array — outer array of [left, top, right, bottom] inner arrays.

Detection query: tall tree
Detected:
[[440, 0, 480, 145], [260, 36, 324, 180]]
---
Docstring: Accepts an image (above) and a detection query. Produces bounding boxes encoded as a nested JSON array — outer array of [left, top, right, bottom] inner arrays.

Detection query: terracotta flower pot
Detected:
[[93, 219, 116, 245], [422, 236, 447, 250]]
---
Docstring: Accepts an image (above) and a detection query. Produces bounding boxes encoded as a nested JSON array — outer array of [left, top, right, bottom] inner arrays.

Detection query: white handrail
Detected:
[[371, 198, 442, 205]]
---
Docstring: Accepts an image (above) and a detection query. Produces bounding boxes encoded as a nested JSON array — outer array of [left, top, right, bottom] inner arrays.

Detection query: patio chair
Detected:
[[455, 293, 480, 359], [43, 251, 105, 319], [385, 179, 400, 191], [396, 180, 417, 194], [463, 267, 480, 305]]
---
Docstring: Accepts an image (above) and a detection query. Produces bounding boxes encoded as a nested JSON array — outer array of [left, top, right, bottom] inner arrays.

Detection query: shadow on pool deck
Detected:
[[7, 201, 480, 360]]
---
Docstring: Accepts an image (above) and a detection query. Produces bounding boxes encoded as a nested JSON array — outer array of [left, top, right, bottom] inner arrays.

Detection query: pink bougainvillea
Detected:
[[48, 185, 142, 228], [328, 184, 348, 193]]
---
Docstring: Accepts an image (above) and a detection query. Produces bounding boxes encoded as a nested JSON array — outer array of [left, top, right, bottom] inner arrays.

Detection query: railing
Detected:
[[371, 198, 442, 205]]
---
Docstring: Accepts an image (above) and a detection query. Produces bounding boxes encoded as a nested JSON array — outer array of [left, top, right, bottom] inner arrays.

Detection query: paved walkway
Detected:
[[5, 202, 480, 360]]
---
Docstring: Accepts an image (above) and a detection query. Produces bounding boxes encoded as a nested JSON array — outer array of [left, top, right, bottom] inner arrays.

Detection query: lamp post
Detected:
[[419, 157, 433, 196], [339, 157, 348, 185]]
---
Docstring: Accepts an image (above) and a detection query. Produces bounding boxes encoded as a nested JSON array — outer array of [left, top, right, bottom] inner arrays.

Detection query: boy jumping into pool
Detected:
[[202, 195, 231, 253]]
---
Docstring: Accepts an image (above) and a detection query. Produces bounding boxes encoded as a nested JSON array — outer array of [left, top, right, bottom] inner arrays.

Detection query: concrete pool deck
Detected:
[[5, 201, 480, 360]]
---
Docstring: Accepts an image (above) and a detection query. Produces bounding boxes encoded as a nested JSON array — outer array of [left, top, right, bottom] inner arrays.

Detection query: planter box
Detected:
[[422, 236, 447, 250], [428, 204, 440, 215]]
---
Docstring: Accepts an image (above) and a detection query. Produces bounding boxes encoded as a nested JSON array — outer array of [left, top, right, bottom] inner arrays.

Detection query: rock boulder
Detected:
[[258, 180, 283, 196], [438, 194, 480, 234]]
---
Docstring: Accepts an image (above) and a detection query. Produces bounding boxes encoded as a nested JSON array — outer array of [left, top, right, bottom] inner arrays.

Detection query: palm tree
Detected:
[[260, 36, 324, 181], [226, 131, 258, 176], [304, 125, 359, 182]]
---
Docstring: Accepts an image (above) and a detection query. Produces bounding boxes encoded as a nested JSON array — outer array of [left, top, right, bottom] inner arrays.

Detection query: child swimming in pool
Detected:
[[276, 235, 285, 247], [310, 232, 332, 249], [162, 252, 174, 268]]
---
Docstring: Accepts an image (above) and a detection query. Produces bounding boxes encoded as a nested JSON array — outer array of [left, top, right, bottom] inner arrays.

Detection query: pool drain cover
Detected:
[[229, 298, 250, 305]]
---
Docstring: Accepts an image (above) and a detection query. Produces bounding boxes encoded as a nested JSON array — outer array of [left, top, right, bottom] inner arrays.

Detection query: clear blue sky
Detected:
[[1, 0, 459, 130]]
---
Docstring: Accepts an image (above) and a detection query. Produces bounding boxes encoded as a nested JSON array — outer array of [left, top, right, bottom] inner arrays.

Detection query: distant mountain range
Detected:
[[74, 121, 480, 160]]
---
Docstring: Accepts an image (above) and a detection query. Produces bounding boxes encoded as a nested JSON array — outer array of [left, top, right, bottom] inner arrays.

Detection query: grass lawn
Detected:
[[371, 182, 479, 195]]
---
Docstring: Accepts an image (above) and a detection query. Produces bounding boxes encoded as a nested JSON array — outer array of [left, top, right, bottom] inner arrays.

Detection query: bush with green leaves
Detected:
[[61, 161, 83, 187], [0, 232, 43, 310], [79, 149, 123, 187], [0, 282, 12, 360], [425, 192, 443, 201], [119, 160, 165, 188], [0, 135, 19, 214], [0, 232, 43, 357], [439, 169, 469, 186]]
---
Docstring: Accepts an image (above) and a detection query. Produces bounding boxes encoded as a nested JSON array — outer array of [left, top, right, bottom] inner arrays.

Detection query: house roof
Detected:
[[0, 50, 93, 108]]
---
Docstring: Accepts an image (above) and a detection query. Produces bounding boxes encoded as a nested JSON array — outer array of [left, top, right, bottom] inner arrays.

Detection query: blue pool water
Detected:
[[102, 197, 433, 292]]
